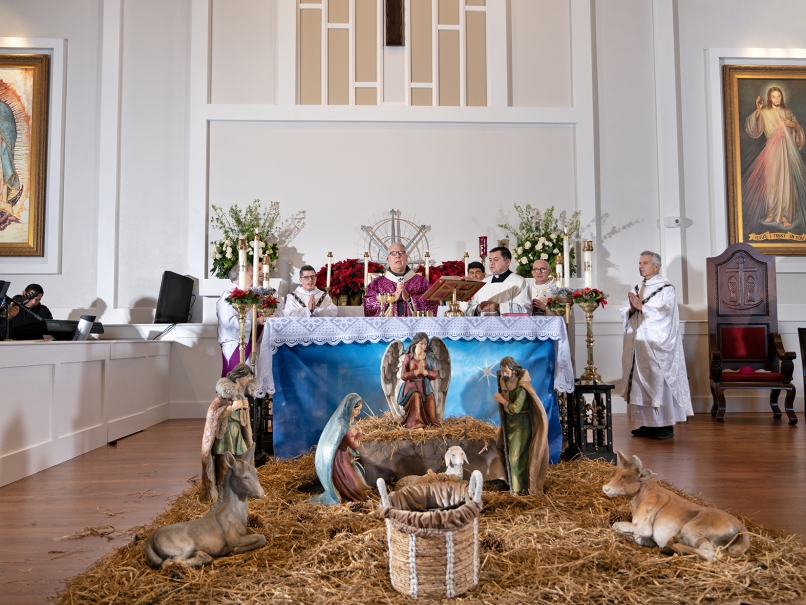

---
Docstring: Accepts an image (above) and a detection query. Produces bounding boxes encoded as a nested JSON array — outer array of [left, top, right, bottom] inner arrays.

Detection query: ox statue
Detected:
[[145, 445, 266, 568], [602, 451, 749, 561]]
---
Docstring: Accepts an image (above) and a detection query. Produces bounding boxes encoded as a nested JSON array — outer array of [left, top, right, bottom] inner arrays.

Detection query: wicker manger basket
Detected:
[[376, 471, 484, 599]]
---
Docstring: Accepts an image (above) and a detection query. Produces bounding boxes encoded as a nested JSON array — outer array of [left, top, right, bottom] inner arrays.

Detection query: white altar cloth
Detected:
[[256, 315, 574, 396]]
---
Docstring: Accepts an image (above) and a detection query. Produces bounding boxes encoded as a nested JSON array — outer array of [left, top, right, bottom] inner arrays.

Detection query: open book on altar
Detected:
[[420, 276, 485, 317]]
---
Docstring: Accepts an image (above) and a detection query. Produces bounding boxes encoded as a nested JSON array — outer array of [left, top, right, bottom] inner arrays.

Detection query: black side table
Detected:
[[564, 381, 616, 463]]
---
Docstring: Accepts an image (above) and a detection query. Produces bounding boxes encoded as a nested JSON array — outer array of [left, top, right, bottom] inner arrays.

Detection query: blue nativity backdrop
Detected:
[[271, 337, 562, 463]]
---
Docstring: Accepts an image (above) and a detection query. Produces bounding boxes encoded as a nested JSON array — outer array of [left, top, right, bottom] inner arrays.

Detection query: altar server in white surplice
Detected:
[[466, 246, 532, 315], [282, 265, 337, 318], [529, 259, 556, 316], [620, 250, 693, 441]]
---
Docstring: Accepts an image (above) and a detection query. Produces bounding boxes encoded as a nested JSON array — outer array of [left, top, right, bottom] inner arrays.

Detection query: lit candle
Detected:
[[556, 253, 564, 281], [562, 228, 570, 288], [363, 251, 369, 288], [479, 236, 488, 259], [262, 253, 270, 289], [463, 251, 469, 276], [424, 250, 430, 282], [583, 239, 593, 288], [252, 229, 260, 288], [326, 251, 333, 289], [237, 236, 248, 290]]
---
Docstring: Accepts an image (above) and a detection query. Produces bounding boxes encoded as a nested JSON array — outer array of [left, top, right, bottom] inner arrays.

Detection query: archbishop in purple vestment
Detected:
[[364, 269, 437, 317]]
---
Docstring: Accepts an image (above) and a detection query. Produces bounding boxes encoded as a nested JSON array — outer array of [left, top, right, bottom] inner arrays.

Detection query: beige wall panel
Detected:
[[411, 87, 433, 105], [328, 29, 350, 105], [510, 0, 572, 107], [329, 0, 349, 23], [466, 0, 485, 5], [300, 8, 322, 105], [466, 10, 487, 106], [355, 0, 377, 83], [411, 0, 432, 83], [211, 0, 275, 104], [356, 87, 377, 105], [438, 0, 459, 25], [438, 30, 460, 106]]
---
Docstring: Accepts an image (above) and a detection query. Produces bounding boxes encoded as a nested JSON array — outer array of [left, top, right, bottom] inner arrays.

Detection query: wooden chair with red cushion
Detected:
[[707, 243, 797, 424]]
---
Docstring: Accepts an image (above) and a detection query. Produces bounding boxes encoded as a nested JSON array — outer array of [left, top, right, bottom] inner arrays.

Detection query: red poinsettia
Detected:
[[571, 287, 608, 307], [260, 294, 278, 308], [415, 260, 468, 284], [225, 287, 262, 306], [316, 258, 385, 297]]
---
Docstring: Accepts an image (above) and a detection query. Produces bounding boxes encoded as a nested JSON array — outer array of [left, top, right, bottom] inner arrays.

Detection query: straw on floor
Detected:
[[55, 418, 806, 605]]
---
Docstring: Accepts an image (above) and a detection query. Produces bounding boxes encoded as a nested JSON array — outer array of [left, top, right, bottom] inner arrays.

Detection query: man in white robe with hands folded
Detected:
[[620, 250, 693, 440], [466, 246, 532, 316], [282, 265, 337, 318]]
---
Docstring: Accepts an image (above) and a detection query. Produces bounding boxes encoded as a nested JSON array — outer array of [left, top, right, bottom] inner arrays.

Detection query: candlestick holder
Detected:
[[444, 289, 464, 317], [577, 301, 603, 384], [232, 302, 253, 364]]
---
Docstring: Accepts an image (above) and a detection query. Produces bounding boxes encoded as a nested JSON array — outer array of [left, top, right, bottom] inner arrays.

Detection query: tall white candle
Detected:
[[424, 250, 430, 282], [262, 254, 270, 289], [237, 236, 247, 290], [326, 251, 333, 289], [463, 251, 469, 276], [363, 251, 369, 287], [583, 240, 593, 288], [562, 228, 570, 288], [556, 253, 564, 281], [252, 230, 260, 288]]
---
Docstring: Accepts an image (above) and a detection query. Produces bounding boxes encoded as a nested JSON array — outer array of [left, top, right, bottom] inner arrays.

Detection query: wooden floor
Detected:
[[1, 414, 805, 604]]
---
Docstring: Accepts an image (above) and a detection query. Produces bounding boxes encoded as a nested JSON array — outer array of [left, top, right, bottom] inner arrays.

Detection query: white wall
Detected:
[[0, 0, 803, 416]]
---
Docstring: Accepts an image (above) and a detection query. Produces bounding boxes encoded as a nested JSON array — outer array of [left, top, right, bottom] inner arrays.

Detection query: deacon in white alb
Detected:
[[620, 250, 693, 440], [466, 246, 532, 315], [282, 265, 337, 318], [529, 259, 556, 316]]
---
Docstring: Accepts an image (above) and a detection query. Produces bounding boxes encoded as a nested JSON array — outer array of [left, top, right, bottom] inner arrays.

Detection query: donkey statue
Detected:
[[145, 445, 266, 568]]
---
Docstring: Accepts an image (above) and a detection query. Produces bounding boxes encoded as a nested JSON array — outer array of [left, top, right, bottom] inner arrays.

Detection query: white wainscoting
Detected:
[[0, 340, 170, 487], [3, 314, 801, 487]]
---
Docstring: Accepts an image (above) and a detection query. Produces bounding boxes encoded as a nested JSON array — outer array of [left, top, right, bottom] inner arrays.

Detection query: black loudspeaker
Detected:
[[155, 271, 194, 323]]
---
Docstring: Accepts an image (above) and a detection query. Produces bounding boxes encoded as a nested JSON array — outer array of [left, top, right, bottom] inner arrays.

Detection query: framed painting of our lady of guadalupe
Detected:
[[0, 54, 49, 256], [724, 64, 806, 256]]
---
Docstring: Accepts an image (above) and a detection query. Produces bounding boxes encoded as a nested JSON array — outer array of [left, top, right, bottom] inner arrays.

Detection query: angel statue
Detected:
[[494, 356, 549, 495], [381, 332, 451, 428], [310, 393, 371, 506], [201, 363, 255, 502]]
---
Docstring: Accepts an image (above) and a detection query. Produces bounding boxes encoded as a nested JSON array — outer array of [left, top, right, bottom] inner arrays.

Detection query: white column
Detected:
[[97, 0, 124, 315], [187, 0, 212, 311], [486, 0, 508, 108], [652, 0, 684, 298]]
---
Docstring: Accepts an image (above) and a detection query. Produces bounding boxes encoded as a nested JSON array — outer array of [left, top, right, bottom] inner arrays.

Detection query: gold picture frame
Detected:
[[0, 54, 49, 256]]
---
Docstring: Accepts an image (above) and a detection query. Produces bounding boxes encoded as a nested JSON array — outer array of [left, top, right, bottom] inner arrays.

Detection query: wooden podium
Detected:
[[421, 276, 485, 317]]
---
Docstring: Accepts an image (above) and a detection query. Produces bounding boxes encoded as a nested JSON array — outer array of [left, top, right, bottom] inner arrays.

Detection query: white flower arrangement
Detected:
[[498, 204, 581, 278], [209, 199, 282, 279]]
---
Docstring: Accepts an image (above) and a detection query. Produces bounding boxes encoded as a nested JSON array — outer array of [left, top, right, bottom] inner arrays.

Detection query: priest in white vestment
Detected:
[[620, 251, 693, 440], [466, 246, 532, 315], [529, 259, 556, 316], [282, 265, 337, 318], [216, 265, 271, 377]]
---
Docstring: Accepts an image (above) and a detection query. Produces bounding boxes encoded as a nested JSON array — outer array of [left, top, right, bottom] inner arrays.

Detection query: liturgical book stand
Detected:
[[421, 276, 485, 317]]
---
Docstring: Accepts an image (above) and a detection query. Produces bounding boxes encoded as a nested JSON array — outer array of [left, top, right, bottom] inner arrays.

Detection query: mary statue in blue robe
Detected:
[[311, 393, 370, 505]]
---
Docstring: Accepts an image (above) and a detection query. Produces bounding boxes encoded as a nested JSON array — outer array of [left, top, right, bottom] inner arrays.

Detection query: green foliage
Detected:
[[209, 200, 282, 280], [498, 205, 581, 278]]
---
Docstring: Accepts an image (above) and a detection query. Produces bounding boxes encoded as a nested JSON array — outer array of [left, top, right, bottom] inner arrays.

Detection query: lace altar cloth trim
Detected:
[[256, 316, 574, 396]]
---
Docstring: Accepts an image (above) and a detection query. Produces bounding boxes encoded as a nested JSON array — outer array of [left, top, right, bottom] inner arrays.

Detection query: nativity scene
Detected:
[[5, 3, 806, 605]]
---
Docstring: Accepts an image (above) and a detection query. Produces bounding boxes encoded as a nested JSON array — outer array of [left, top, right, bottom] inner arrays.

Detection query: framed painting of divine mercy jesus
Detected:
[[724, 64, 806, 256], [0, 54, 49, 256]]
